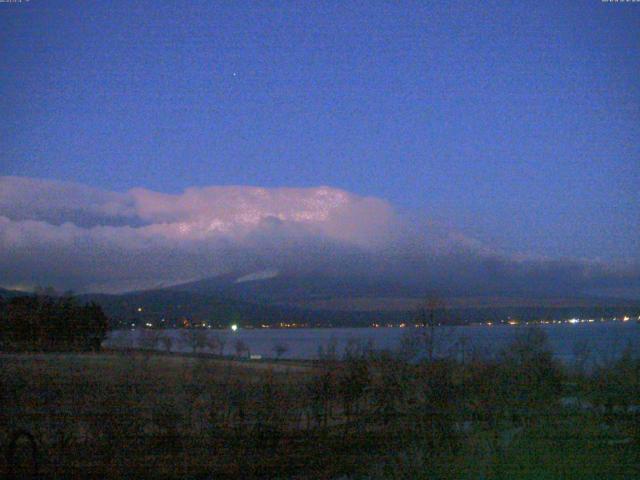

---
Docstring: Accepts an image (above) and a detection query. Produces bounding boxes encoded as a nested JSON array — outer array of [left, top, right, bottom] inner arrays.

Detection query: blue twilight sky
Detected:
[[1, 0, 639, 263]]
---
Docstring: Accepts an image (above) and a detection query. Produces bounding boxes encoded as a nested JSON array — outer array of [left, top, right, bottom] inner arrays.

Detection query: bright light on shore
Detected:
[[230, 324, 238, 332]]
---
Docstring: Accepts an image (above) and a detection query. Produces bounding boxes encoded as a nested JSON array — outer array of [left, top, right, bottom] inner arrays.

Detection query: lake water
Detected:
[[105, 321, 640, 366]]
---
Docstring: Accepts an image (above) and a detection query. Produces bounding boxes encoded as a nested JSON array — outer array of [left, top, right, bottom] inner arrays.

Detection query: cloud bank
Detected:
[[0, 176, 638, 297]]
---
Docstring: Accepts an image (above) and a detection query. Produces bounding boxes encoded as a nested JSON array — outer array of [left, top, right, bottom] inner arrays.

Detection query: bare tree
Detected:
[[180, 328, 209, 354], [206, 334, 220, 355], [138, 328, 161, 351], [418, 296, 445, 362], [234, 339, 250, 358], [400, 296, 450, 362], [272, 343, 289, 360], [317, 336, 338, 361], [216, 333, 227, 356], [207, 332, 228, 356], [455, 334, 470, 367], [572, 339, 593, 375], [159, 333, 173, 354], [499, 326, 563, 418]]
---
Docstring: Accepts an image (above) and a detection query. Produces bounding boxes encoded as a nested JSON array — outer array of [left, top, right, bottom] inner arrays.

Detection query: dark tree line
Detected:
[[0, 294, 109, 352]]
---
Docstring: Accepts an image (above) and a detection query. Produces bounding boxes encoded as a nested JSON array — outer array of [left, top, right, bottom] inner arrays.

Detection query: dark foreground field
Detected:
[[1, 335, 639, 479]]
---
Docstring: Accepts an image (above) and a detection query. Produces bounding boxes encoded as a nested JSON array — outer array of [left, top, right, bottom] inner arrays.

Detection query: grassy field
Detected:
[[1, 352, 317, 478], [1, 349, 639, 479]]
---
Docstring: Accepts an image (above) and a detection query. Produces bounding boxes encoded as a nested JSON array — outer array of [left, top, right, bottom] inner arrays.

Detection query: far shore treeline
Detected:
[[0, 293, 109, 352]]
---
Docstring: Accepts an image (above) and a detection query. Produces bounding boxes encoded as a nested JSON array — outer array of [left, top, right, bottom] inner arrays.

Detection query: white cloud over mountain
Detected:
[[0, 177, 403, 292], [0, 176, 638, 296]]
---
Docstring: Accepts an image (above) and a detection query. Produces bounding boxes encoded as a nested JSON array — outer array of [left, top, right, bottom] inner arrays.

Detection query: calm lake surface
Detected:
[[105, 321, 640, 366]]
